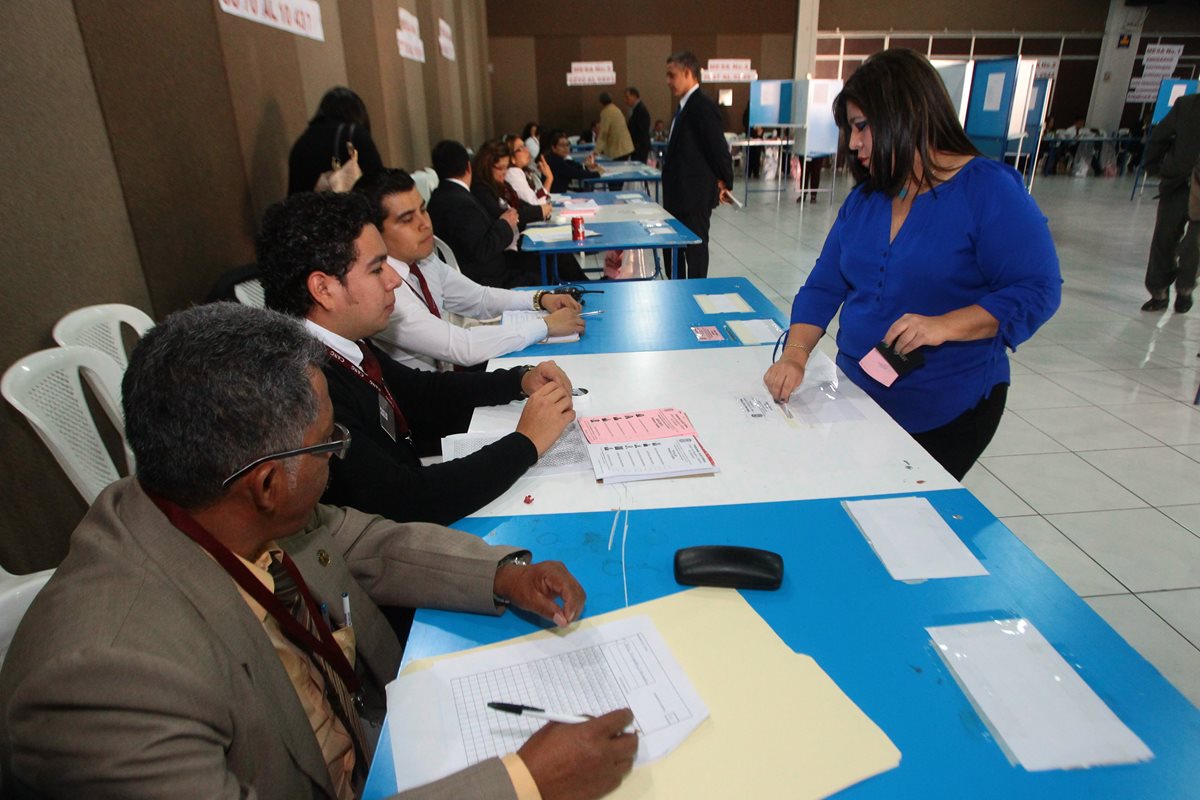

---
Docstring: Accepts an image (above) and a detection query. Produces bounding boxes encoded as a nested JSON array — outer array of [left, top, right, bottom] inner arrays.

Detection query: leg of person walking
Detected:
[[1143, 189, 1190, 311], [1174, 219, 1200, 312]]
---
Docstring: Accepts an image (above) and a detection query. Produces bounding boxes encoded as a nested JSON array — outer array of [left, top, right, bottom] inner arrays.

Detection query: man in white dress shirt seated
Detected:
[[356, 169, 586, 371]]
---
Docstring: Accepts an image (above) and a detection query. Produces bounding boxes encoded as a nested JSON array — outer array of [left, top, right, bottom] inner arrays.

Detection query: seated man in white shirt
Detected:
[[356, 168, 586, 371]]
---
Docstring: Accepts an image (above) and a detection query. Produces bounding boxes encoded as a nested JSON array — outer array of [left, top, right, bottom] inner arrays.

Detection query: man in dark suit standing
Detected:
[[661, 51, 734, 279], [1142, 93, 1200, 313], [625, 86, 651, 163], [427, 139, 522, 288]]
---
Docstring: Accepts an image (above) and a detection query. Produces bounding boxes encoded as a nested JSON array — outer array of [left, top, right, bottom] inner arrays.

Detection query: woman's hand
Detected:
[[538, 154, 552, 181], [884, 306, 999, 355], [763, 359, 806, 403]]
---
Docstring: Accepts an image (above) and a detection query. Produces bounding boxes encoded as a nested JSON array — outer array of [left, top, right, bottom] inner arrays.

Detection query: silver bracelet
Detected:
[[493, 552, 531, 606]]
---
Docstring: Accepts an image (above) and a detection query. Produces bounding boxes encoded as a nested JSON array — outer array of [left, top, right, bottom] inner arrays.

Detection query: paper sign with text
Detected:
[[218, 0, 324, 41]]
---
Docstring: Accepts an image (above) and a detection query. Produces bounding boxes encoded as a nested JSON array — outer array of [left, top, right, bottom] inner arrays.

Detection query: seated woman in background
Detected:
[[471, 139, 551, 286], [522, 122, 541, 160], [541, 129, 605, 191], [763, 49, 1061, 480], [505, 134, 553, 205], [287, 86, 384, 194]]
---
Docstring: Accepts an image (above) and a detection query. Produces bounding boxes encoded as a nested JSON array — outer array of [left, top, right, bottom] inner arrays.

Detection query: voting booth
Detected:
[[932, 60, 975, 126], [964, 57, 1037, 162], [746, 79, 842, 204], [1153, 79, 1199, 125]]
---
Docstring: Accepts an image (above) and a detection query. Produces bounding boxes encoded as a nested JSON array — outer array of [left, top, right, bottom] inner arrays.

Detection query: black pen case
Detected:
[[674, 545, 784, 590]]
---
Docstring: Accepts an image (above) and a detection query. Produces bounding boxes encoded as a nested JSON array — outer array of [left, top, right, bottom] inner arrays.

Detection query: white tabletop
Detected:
[[470, 347, 956, 518]]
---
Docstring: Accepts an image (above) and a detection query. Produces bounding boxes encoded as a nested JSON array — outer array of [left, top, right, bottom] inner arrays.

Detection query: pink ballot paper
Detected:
[[578, 408, 698, 444], [859, 348, 899, 387]]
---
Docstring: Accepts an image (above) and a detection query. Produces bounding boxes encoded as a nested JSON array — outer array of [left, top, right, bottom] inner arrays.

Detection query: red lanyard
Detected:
[[404, 264, 440, 318], [147, 489, 360, 690], [324, 346, 407, 436]]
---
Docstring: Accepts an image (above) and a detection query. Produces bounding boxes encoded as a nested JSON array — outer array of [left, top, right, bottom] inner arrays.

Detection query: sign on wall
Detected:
[[1127, 43, 1184, 103], [701, 58, 758, 83], [397, 8, 426, 63], [566, 61, 616, 86], [1034, 59, 1059, 81], [218, 0, 324, 41], [438, 19, 455, 61]]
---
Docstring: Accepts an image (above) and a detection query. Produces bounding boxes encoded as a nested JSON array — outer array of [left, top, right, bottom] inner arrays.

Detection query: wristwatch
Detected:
[[516, 364, 535, 398], [493, 552, 531, 606]]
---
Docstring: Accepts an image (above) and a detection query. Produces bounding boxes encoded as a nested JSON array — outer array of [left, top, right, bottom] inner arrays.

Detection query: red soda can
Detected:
[[571, 216, 584, 241]]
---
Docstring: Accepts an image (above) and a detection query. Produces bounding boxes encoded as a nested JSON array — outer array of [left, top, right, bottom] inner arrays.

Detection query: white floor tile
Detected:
[[1172, 445, 1200, 465], [1043, 370, 1169, 405], [1079, 447, 1200, 507], [1101, 402, 1200, 446], [1015, 406, 1161, 451], [1119, 368, 1200, 403], [1010, 344, 1108, 373], [980, 453, 1146, 514], [1159, 504, 1200, 536], [1085, 595, 1200, 710], [1000, 515, 1126, 597], [1139, 589, 1200, 650], [1047, 508, 1200, 592], [1005, 373, 1092, 410], [982, 412, 1067, 457], [960, 464, 1034, 517]]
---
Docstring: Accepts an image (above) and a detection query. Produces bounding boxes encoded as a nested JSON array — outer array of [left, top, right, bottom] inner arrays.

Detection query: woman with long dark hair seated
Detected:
[[287, 87, 384, 195], [763, 50, 1061, 480]]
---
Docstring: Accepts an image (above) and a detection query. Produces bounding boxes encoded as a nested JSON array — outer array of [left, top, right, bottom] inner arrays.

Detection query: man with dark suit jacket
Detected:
[[1142, 93, 1200, 313], [427, 139, 524, 288], [258, 191, 576, 527], [0, 302, 636, 799], [661, 51, 734, 279], [625, 87, 651, 163]]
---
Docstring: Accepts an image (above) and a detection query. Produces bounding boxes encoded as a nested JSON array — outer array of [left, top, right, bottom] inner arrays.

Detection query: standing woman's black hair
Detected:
[[311, 86, 371, 129], [833, 49, 980, 198]]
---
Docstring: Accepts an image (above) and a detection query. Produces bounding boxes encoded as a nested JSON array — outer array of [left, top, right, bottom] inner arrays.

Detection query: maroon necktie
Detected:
[[407, 262, 440, 318], [354, 342, 411, 439]]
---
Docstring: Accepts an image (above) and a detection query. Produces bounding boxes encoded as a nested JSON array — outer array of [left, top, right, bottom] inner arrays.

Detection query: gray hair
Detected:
[[122, 302, 327, 508]]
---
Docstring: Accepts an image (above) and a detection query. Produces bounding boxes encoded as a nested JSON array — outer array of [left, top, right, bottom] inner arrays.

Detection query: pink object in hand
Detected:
[[859, 348, 900, 387]]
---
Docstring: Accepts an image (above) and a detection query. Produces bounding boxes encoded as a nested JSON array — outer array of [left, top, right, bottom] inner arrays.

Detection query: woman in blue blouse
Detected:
[[763, 50, 1061, 479]]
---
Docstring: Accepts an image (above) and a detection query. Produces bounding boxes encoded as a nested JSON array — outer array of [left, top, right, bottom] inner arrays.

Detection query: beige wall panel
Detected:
[[0, 0, 152, 572], [489, 37, 539, 141], [762, 34, 796, 80], [214, 11, 309, 218], [714, 35, 763, 131], [340, 1, 395, 165], [535, 37, 582, 136], [73, 1, 257, 315], [486, 0, 797, 37], [625, 35, 674, 141], [296, 0, 350, 117], [579, 37, 627, 131], [460, 0, 494, 149]]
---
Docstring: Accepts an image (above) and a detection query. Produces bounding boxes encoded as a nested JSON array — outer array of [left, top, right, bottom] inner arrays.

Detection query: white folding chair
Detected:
[[0, 567, 53, 668], [432, 236, 477, 329], [52, 303, 154, 369], [233, 278, 266, 308], [2, 346, 132, 503], [413, 168, 440, 204]]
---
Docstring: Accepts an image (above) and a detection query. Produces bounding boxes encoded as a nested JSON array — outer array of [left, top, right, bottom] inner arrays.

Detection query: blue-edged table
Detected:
[[364, 280, 1200, 799], [583, 160, 663, 201], [522, 191, 698, 282]]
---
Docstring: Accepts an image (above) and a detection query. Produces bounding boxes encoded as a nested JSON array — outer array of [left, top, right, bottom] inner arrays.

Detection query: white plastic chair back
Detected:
[[52, 303, 154, 369], [0, 568, 53, 668], [233, 278, 266, 308], [2, 346, 131, 503], [432, 236, 474, 329]]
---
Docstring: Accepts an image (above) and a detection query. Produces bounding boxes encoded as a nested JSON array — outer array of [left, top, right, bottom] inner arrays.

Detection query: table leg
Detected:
[[540, 253, 548, 285], [670, 247, 678, 280]]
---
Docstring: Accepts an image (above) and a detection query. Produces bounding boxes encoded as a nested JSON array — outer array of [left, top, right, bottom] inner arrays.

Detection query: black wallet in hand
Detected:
[[674, 545, 784, 590]]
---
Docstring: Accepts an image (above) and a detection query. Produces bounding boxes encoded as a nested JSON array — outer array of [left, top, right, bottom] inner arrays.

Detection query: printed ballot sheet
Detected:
[[587, 435, 718, 484], [578, 408, 697, 444], [843, 496, 988, 581], [692, 293, 752, 314], [386, 615, 708, 792], [928, 619, 1153, 771], [726, 317, 783, 344], [442, 423, 592, 478]]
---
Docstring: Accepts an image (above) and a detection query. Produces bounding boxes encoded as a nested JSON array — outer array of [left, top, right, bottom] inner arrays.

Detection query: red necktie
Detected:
[[408, 262, 440, 318]]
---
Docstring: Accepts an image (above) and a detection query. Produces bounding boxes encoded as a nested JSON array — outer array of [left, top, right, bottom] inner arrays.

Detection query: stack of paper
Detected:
[[522, 226, 600, 244], [441, 423, 592, 478], [557, 198, 599, 217], [577, 408, 718, 483], [843, 496, 988, 581], [693, 293, 752, 314], [501, 309, 579, 343], [386, 588, 902, 799], [727, 318, 783, 344]]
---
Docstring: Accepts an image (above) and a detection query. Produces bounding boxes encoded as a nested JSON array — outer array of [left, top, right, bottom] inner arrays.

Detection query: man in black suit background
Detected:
[[661, 51, 734, 279], [625, 87, 651, 163], [427, 139, 522, 288]]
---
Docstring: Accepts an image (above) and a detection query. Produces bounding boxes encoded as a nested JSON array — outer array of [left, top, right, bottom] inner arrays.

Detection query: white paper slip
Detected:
[[693, 293, 752, 314], [727, 318, 783, 344], [442, 424, 592, 478], [386, 615, 709, 792], [843, 496, 987, 581], [587, 435, 718, 484], [928, 619, 1153, 771], [501, 309, 579, 343], [522, 226, 601, 244]]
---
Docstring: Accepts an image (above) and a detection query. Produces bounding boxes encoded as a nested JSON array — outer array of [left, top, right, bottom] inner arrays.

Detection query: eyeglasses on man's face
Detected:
[[222, 422, 351, 489]]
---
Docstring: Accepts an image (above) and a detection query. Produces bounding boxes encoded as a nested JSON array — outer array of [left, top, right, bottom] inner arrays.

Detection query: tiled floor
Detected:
[[702, 171, 1200, 709]]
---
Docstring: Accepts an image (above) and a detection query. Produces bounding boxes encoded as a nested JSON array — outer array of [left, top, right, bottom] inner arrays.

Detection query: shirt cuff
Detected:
[[501, 753, 543, 800]]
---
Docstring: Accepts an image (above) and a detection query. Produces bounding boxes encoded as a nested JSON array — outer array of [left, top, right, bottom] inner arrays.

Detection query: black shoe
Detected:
[[1176, 294, 1193, 313], [1141, 297, 1169, 312]]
